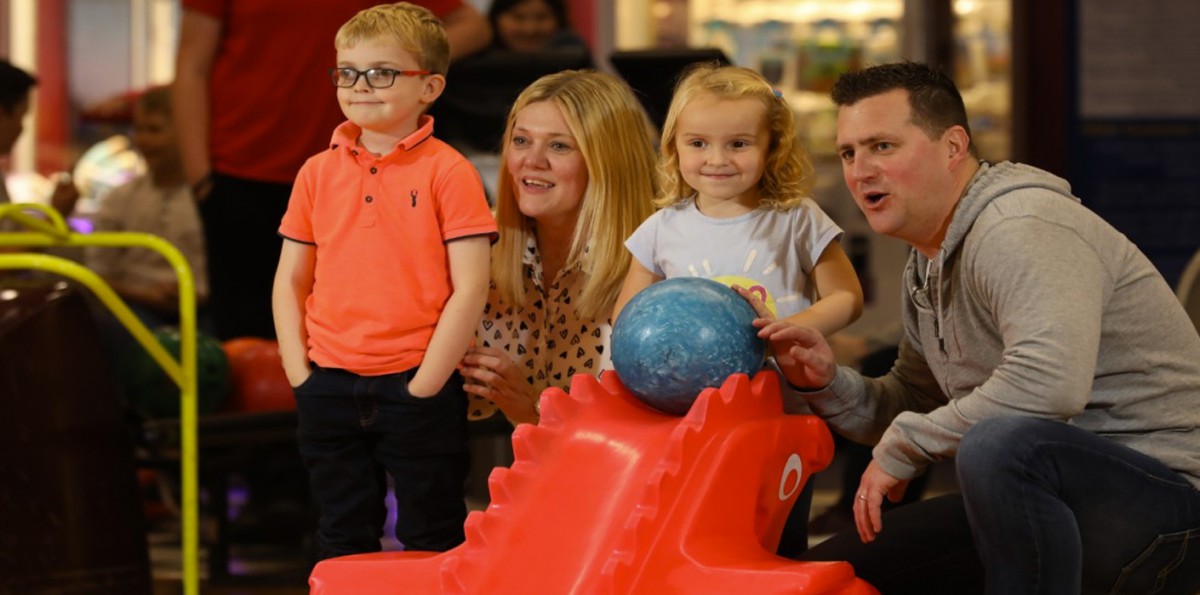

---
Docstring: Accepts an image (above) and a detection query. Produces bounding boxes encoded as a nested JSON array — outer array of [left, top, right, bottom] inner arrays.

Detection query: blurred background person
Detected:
[[488, 0, 588, 53], [85, 86, 207, 331], [434, 0, 591, 186], [1, 60, 80, 228]]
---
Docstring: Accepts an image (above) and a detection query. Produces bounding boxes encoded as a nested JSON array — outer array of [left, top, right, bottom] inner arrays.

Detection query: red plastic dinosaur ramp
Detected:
[[310, 371, 877, 594]]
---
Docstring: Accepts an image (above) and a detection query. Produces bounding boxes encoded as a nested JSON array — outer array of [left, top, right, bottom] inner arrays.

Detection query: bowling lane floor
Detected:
[[148, 450, 959, 594]]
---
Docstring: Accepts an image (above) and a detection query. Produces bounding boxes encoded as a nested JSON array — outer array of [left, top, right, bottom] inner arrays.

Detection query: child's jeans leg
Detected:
[[294, 366, 388, 560], [374, 371, 470, 552]]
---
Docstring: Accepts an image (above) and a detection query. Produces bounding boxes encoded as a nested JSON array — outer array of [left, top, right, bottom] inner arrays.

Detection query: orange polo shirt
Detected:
[[279, 116, 496, 375]]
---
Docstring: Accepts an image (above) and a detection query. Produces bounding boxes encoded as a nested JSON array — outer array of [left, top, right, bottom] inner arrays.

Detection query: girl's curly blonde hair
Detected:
[[656, 63, 814, 210]]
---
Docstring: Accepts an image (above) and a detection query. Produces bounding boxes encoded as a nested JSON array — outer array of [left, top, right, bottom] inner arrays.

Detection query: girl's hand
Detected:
[[734, 284, 783, 359], [732, 284, 773, 319], [460, 345, 540, 424]]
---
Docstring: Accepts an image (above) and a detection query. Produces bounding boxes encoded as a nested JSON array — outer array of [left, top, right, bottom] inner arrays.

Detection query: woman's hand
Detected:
[[460, 345, 540, 424]]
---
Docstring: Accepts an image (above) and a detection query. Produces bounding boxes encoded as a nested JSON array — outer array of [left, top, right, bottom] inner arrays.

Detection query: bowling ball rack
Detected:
[[0, 203, 204, 595]]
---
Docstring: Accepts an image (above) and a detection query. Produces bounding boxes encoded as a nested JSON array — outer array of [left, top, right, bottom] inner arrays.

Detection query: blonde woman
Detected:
[[460, 70, 658, 425]]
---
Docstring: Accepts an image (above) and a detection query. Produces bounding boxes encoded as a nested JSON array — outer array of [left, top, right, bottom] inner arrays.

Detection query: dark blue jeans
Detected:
[[800, 417, 1200, 595], [294, 365, 469, 560]]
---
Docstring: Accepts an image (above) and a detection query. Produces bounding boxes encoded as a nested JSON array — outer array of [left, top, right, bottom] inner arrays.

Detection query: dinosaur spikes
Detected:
[[598, 371, 660, 414], [462, 512, 487, 546], [568, 372, 603, 398], [309, 368, 873, 595], [746, 370, 785, 414], [599, 369, 628, 394], [600, 526, 641, 586], [678, 372, 783, 436], [686, 375, 749, 430], [486, 467, 511, 505], [510, 423, 551, 463], [437, 555, 467, 594], [537, 387, 572, 424]]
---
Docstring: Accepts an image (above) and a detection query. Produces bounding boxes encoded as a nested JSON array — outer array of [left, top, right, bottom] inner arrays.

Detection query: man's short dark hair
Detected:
[[832, 62, 973, 152], [0, 60, 38, 115]]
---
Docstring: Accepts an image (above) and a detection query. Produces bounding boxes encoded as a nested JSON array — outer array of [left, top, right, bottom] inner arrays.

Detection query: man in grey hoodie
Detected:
[[754, 62, 1200, 594]]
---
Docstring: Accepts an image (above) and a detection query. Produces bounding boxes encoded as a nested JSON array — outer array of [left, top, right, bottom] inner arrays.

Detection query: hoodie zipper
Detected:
[[929, 256, 946, 354]]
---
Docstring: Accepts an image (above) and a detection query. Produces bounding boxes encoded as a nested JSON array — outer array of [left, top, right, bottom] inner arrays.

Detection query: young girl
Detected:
[[615, 63, 862, 345], [613, 60, 863, 561]]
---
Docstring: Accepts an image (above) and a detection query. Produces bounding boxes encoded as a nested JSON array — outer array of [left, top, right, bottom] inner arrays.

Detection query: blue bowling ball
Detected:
[[611, 277, 766, 415]]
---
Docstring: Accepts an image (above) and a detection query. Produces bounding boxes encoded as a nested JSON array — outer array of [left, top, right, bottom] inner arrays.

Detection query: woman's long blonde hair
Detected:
[[491, 70, 658, 320], [656, 63, 813, 210]]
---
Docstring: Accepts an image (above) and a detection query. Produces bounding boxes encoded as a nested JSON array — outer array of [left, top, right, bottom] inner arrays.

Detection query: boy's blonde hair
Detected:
[[656, 63, 814, 210], [335, 2, 450, 75], [492, 70, 658, 321]]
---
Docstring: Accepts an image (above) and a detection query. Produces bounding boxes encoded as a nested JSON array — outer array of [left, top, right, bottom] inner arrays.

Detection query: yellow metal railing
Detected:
[[0, 202, 200, 595]]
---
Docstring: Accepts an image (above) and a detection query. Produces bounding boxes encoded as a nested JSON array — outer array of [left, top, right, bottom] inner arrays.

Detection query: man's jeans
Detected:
[[799, 417, 1200, 594]]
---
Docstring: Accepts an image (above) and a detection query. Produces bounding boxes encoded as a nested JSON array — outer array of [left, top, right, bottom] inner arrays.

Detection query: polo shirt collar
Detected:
[[327, 115, 437, 154]]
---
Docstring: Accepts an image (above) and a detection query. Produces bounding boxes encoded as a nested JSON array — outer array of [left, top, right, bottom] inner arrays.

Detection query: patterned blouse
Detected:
[[469, 238, 612, 420]]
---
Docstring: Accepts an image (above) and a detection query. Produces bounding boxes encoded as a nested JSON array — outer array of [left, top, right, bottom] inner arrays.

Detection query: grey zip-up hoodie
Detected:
[[803, 161, 1200, 488]]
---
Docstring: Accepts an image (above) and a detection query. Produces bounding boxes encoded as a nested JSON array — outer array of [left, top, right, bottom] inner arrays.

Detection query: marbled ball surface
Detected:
[[612, 277, 766, 415]]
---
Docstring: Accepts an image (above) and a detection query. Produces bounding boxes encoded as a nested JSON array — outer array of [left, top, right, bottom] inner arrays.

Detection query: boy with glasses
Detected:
[[273, 2, 496, 560]]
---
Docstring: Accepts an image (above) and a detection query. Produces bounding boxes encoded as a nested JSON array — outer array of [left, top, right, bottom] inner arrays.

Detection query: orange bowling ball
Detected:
[[221, 338, 295, 413]]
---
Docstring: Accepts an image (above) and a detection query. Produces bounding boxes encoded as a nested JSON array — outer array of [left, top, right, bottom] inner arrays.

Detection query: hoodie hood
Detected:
[[906, 160, 1080, 368], [940, 161, 1078, 260]]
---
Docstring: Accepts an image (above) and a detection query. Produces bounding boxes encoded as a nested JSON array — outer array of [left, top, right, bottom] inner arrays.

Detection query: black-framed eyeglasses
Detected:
[[329, 67, 430, 89]]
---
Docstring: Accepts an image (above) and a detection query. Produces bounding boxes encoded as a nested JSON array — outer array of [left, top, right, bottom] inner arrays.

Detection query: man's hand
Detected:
[[733, 284, 837, 389], [752, 321, 838, 390], [853, 460, 910, 543]]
